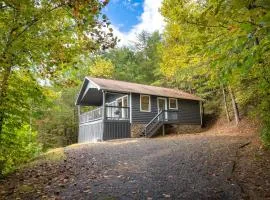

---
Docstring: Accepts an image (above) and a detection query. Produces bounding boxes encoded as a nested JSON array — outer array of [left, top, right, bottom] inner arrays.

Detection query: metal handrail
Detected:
[[105, 106, 129, 109], [144, 110, 180, 137], [145, 110, 164, 127], [145, 110, 165, 137]]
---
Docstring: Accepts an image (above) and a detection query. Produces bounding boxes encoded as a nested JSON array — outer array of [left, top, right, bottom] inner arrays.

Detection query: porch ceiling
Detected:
[[80, 88, 103, 106]]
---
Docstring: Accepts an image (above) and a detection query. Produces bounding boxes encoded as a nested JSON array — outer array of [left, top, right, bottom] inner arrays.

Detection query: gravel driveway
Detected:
[[0, 133, 248, 200]]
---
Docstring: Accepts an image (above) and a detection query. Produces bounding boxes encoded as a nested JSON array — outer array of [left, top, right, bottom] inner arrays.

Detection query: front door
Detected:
[[157, 98, 168, 120]]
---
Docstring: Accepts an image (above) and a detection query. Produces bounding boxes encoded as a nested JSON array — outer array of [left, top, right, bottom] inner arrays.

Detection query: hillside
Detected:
[[0, 118, 269, 199]]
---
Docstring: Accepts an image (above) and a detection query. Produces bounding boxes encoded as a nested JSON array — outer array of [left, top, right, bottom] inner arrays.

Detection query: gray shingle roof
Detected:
[[88, 77, 202, 101]]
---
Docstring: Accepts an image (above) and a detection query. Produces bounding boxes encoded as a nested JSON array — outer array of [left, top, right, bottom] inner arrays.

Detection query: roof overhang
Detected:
[[75, 77, 204, 106], [75, 78, 103, 106], [87, 77, 203, 101]]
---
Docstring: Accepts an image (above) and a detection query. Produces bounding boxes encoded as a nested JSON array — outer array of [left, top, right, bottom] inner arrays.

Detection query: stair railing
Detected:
[[144, 110, 165, 137]]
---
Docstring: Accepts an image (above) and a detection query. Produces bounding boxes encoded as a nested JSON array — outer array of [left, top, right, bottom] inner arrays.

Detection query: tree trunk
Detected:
[[221, 84, 231, 122], [0, 65, 12, 135], [229, 86, 240, 125]]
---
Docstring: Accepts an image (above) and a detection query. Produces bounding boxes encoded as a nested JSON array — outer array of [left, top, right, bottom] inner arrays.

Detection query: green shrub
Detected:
[[0, 125, 42, 177], [261, 123, 270, 149]]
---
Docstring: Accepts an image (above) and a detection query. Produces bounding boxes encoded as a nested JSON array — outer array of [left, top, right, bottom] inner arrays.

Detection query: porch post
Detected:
[[162, 125, 165, 136], [200, 101, 203, 127], [129, 93, 132, 123], [102, 90, 106, 121], [77, 105, 80, 123], [77, 105, 81, 143]]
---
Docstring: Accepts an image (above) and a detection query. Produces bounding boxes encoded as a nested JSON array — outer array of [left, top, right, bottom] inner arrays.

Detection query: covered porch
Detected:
[[76, 77, 130, 123], [75, 78, 131, 143]]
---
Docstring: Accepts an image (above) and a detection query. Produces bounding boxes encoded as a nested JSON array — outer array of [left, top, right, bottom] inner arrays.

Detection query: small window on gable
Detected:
[[140, 95, 151, 112], [169, 98, 178, 110]]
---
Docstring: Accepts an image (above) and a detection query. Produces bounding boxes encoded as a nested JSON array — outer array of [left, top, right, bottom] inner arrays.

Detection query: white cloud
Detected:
[[123, 0, 141, 11], [132, 2, 140, 7], [112, 0, 165, 47]]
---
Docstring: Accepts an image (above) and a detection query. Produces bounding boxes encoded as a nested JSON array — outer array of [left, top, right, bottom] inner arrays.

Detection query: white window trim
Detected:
[[140, 95, 151, 112], [106, 95, 129, 119], [157, 97, 167, 112], [157, 97, 168, 120], [169, 98, 178, 110], [106, 95, 129, 107]]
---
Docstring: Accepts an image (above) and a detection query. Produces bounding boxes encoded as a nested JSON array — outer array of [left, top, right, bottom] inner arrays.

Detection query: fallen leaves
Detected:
[[1, 130, 269, 200]]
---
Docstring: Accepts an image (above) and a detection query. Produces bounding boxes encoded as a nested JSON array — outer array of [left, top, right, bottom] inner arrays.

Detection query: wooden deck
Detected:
[[79, 106, 130, 142], [79, 106, 130, 124]]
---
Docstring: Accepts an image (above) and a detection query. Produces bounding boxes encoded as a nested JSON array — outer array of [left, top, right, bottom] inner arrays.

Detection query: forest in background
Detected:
[[0, 0, 270, 176]]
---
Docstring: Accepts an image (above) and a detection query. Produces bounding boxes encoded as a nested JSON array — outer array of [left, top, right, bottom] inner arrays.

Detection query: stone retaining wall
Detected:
[[166, 124, 202, 134]]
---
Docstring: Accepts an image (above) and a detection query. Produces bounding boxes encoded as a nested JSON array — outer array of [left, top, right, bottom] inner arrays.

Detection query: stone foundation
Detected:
[[131, 123, 202, 137], [166, 124, 202, 135], [131, 123, 146, 138]]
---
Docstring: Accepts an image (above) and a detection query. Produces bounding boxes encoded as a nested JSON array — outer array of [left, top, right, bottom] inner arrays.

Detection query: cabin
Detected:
[[75, 77, 203, 143]]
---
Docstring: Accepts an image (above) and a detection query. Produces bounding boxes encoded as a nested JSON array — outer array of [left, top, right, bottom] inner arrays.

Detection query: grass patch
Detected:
[[20, 148, 66, 170], [17, 184, 35, 193], [97, 195, 118, 200], [68, 143, 87, 149], [261, 124, 270, 149], [67, 141, 102, 149], [40, 148, 66, 161]]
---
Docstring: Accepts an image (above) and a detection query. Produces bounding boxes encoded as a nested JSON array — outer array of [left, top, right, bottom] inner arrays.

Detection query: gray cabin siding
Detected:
[[131, 93, 201, 125], [78, 120, 103, 143], [104, 93, 131, 140], [131, 93, 159, 124], [178, 99, 201, 124], [103, 120, 130, 140]]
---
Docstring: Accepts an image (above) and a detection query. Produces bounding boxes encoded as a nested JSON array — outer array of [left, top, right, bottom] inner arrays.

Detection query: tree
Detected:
[[135, 31, 164, 85], [0, 0, 116, 175], [89, 57, 114, 78], [0, 0, 116, 135], [36, 86, 79, 149], [103, 31, 164, 85], [104, 47, 142, 81], [161, 0, 270, 131]]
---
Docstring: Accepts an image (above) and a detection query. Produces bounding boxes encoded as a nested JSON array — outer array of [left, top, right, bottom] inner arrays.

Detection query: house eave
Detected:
[[100, 89, 203, 101]]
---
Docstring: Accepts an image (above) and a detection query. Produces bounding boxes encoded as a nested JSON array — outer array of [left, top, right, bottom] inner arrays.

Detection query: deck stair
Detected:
[[143, 110, 165, 138]]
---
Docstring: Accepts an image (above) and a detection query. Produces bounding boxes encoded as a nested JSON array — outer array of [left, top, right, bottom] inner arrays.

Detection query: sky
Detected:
[[103, 0, 165, 46]]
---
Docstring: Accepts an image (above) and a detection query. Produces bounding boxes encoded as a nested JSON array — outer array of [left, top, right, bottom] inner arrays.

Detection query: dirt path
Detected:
[[1, 131, 256, 200]]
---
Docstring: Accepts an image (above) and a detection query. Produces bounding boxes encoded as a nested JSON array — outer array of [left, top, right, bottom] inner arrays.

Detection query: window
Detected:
[[123, 96, 128, 107], [106, 95, 129, 119], [140, 95, 151, 112], [169, 98, 178, 109], [122, 96, 128, 118]]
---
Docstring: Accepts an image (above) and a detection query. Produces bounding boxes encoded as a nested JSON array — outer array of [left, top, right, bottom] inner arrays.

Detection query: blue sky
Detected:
[[102, 0, 165, 46], [103, 0, 144, 32]]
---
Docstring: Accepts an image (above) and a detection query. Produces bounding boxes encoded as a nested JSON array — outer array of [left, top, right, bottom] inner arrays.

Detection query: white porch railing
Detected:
[[79, 106, 131, 124], [79, 107, 103, 124], [105, 106, 129, 120]]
